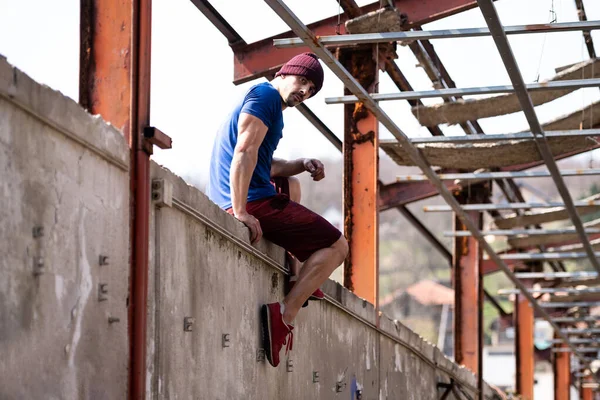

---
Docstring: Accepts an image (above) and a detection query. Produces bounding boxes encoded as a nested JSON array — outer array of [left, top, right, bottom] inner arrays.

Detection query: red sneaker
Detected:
[[287, 279, 325, 301], [261, 303, 294, 367]]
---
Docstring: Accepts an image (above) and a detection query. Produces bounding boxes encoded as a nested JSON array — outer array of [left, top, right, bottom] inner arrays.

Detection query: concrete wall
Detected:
[[0, 56, 130, 399], [146, 163, 500, 400], [1, 56, 501, 400]]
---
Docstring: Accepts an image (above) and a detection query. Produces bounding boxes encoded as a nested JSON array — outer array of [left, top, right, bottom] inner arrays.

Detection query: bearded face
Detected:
[[280, 75, 316, 107]]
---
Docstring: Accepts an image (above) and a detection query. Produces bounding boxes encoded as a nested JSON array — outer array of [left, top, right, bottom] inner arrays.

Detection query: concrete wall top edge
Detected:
[[0, 55, 129, 170], [149, 161, 286, 265]]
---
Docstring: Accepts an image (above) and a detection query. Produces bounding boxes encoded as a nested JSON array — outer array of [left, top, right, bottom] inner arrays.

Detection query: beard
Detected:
[[285, 92, 302, 107]]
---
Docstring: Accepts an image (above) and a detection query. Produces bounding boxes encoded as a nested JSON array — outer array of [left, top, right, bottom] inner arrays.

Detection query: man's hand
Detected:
[[235, 211, 263, 245], [303, 158, 325, 181]]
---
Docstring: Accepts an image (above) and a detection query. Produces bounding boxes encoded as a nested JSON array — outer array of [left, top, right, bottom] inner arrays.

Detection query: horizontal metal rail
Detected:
[[514, 271, 598, 279], [274, 20, 600, 47], [398, 169, 600, 182], [424, 201, 600, 212], [499, 252, 600, 261], [446, 228, 600, 237], [542, 302, 600, 309], [561, 327, 600, 333], [325, 78, 600, 104], [551, 338, 600, 344], [264, 0, 597, 374], [553, 347, 600, 353], [498, 287, 600, 295], [386, 129, 600, 144]]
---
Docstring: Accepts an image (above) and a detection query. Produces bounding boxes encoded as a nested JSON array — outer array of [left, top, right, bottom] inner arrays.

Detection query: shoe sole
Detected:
[[260, 305, 276, 367]]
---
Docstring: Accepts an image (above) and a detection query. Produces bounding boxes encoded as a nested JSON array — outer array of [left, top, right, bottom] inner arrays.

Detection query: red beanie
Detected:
[[275, 52, 324, 97]]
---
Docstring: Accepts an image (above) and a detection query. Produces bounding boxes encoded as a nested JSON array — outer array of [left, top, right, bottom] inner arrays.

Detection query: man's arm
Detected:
[[231, 112, 268, 244], [271, 158, 326, 181]]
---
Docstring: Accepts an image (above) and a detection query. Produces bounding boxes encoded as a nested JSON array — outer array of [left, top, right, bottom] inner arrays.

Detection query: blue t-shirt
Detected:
[[207, 82, 284, 209]]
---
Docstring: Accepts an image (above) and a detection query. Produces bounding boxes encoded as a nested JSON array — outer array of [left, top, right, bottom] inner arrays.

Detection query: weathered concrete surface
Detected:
[[495, 193, 600, 229], [383, 100, 600, 170], [411, 59, 600, 126], [381, 134, 595, 169], [346, 8, 406, 34], [0, 56, 130, 399], [147, 162, 501, 400]]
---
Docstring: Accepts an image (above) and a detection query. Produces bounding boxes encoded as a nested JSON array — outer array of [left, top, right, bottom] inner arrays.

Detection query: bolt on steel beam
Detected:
[[263, 0, 597, 371], [446, 228, 600, 237], [398, 169, 600, 182], [476, 0, 600, 276], [514, 271, 598, 279], [424, 202, 600, 212], [273, 20, 600, 47], [543, 302, 600, 309], [325, 78, 600, 104], [390, 129, 600, 144], [499, 252, 600, 261], [498, 287, 600, 295]]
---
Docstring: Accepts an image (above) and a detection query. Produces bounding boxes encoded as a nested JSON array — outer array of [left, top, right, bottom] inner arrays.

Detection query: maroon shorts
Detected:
[[227, 177, 342, 262]]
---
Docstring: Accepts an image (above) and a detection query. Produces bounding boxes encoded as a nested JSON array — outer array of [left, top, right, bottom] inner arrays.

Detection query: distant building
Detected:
[[380, 279, 454, 356]]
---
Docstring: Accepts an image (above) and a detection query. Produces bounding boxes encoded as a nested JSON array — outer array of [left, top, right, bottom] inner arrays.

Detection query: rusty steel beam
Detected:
[[189, 0, 244, 46], [80, 1, 154, 399], [480, 258, 523, 275], [581, 376, 594, 400], [339, 0, 445, 137], [80, 0, 134, 139], [131, 0, 153, 398], [516, 293, 535, 400], [341, 47, 379, 305], [232, 0, 483, 84], [396, 200, 507, 316], [554, 342, 571, 400], [378, 180, 461, 210], [575, 0, 597, 59], [453, 188, 485, 386]]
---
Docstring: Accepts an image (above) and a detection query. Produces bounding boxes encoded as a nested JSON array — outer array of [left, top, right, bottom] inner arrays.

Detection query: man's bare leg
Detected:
[[286, 176, 302, 277], [282, 235, 348, 324]]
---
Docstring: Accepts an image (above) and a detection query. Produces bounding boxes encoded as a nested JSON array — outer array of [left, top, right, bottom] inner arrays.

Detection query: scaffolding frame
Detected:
[[262, 0, 600, 387]]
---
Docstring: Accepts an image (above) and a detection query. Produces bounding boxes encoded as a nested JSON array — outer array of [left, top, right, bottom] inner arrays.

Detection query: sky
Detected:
[[1, 0, 599, 187]]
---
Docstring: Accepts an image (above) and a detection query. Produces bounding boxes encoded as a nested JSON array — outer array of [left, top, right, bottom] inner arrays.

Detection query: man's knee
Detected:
[[333, 235, 349, 259], [288, 176, 301, 203]]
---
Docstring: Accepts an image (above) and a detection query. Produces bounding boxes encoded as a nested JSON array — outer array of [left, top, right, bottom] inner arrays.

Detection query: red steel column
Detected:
[[581, 376, 593, 400], [339, 46, 379, 305], [80, 1, 153, 399], [515, 293, 535, 400], [453, 187, 484, 394], [554, 342, 570, 400], [80, 0, 133, 138]]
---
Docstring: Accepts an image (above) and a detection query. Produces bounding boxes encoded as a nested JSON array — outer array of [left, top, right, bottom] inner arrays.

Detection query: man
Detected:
[[207, 53, 349, 367]]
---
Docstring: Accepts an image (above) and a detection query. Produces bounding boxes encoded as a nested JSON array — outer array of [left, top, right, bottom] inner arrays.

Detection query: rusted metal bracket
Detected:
[[437, 380, 455, 400], [144, 126, 172, 150], [438, 380, 473, 400]]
